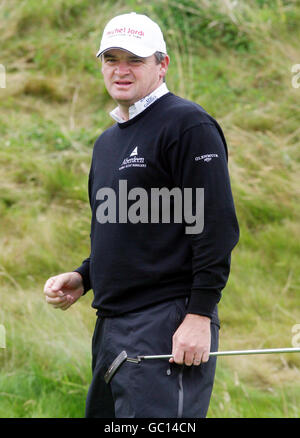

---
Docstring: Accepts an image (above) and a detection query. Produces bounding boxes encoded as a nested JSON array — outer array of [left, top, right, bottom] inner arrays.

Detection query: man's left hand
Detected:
[[170, 314, 211, 366]]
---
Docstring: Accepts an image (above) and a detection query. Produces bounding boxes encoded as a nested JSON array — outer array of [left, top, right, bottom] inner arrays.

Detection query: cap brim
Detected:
[[96, 45, 156, 58]]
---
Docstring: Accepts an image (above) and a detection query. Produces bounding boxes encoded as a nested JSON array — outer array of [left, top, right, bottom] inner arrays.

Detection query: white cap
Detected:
[[96, 12, 167, 58]]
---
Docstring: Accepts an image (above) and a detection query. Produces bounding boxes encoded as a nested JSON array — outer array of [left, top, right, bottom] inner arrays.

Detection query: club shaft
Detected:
[[139, 347, 300, 360]]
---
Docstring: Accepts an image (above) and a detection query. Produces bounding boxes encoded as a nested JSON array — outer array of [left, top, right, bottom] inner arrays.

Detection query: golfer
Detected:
[[44, 12, 239, 418]]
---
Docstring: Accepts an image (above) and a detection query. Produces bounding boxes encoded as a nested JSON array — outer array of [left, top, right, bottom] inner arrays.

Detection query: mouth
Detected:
[[114, 81, 133, 88]]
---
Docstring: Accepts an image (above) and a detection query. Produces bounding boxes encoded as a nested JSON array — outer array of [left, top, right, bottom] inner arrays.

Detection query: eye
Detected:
[[105, 58, 117, 64], [130, 59, 143, 64]]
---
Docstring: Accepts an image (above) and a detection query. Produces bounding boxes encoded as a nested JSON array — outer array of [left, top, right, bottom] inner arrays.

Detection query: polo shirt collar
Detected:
[[110, 83, 169, 123]]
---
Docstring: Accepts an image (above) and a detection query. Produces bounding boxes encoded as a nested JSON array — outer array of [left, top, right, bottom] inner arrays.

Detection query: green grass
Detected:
[[0, 0, 300, 418], [210, 365, 300, 418]]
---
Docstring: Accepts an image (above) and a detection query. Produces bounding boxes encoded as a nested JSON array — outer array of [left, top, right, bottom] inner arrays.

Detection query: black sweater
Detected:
[[74, 92, 239, 322]]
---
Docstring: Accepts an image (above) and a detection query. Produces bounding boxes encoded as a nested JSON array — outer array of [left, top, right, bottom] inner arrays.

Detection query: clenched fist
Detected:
[[170, 313, 211, 366]]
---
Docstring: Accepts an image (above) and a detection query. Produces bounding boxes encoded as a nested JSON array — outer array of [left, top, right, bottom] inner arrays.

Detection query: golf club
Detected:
[[104, 347, 300, 384]]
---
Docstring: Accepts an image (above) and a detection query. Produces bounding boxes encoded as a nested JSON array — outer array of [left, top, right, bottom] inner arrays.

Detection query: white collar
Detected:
[[110, 83, 169, 124]]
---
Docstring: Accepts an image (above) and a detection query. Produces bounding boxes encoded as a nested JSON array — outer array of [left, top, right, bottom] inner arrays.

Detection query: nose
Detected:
[[115, 61, 130, 76]]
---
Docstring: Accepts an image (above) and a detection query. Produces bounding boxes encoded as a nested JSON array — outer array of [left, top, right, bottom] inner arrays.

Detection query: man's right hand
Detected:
[[43, 272, 84, 311]]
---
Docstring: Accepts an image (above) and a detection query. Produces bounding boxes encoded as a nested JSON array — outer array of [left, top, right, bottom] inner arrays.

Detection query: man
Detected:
[[44, 12, 239, 418]]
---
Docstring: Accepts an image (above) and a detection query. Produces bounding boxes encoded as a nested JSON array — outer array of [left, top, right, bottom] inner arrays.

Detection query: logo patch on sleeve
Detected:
[[195, 154, 219, 163]]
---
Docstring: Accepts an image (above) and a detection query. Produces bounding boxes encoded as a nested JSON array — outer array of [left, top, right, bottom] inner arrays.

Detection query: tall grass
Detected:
[[0, 0, 299, 417]]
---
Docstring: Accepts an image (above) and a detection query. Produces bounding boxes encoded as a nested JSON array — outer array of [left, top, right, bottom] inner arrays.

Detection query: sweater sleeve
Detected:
[[165, 122, 239, 318], [74, 256, 91, 294], [73, 164, 94, 295]]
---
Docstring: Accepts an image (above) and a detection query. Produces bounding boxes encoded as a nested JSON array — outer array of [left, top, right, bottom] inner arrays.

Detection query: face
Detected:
[[101, 49, 169, 107]]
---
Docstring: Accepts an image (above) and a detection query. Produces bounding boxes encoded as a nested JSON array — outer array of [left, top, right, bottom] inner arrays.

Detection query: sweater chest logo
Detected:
[[119, 146, 147, 171]]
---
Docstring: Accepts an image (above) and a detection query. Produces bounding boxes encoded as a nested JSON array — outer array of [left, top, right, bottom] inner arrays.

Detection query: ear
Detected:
[[159, 55, 170, 81]]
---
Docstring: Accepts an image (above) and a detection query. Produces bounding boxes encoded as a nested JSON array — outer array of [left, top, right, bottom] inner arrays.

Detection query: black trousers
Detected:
[[85, 298, 219, 418]]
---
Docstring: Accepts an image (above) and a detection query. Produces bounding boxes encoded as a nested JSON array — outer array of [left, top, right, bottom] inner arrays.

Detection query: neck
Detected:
[[117, 104, 130, 122]]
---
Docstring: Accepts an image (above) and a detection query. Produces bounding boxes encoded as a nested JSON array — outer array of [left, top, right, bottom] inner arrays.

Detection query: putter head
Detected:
[[104, 350, 128, 384], [104, 350, 141, 384]]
